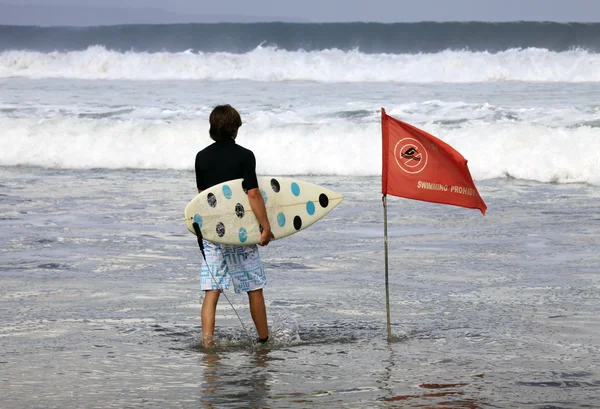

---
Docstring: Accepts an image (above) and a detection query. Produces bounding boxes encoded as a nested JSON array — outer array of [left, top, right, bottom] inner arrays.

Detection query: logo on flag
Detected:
[[394, 138, 428, 174]]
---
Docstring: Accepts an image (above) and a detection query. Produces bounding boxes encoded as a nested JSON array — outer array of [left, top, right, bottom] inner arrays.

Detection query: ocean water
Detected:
[[1, 22, 599, 408]]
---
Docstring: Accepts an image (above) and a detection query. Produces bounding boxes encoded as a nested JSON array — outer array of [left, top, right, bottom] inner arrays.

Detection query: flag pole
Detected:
[[383, 194, 392, 342]]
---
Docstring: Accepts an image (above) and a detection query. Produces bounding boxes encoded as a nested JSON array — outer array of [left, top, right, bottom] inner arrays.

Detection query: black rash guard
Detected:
[[195, 138, 259, 191]]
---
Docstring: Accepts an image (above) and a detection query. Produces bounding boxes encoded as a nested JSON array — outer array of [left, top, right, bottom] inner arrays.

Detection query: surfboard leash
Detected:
[[191, 222, 253, 343]]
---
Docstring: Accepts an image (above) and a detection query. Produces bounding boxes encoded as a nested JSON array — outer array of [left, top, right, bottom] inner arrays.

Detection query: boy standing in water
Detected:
[[195, 105, 274, 348]]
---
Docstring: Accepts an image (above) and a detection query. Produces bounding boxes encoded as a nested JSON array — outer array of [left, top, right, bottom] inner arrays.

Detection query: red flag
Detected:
[[382, 108, 487, 215]]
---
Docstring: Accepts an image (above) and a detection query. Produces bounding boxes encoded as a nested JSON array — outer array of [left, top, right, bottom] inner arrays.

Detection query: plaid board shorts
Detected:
[[200, 240, 267, 294]]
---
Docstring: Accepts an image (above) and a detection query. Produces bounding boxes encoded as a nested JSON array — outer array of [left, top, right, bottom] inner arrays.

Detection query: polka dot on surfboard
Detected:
[[185, 177, 343, 245]]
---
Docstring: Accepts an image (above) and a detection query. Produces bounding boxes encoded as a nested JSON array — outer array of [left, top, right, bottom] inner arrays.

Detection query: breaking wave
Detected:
[[1, 46, 600, 82], [1, 116, 598, 185]]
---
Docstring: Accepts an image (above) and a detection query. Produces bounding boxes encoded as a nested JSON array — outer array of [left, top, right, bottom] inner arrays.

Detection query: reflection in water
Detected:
[[383, 382, 486, 408], [248, 348, 271, 409], [200, 347, 271, 409], [379, 343, 486, 408], [200, 353, 221, 409]]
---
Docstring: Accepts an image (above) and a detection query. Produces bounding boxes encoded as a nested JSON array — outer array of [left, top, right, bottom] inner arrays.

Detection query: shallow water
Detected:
[[1, 167, 599, 408]]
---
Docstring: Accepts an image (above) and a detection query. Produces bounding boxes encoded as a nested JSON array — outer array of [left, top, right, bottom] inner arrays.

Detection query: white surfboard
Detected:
[[185, 177, 343, 245]]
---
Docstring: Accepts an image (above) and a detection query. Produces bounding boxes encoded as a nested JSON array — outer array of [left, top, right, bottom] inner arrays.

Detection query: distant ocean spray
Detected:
[[1, 45, 599, 82]]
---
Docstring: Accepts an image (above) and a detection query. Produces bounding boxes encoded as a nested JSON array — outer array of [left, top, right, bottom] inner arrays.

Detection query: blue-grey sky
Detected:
[[2, 0, 600, 24]]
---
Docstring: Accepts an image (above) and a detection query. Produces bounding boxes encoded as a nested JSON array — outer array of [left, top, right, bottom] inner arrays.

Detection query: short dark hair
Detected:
[[209, 105, 242, 141]]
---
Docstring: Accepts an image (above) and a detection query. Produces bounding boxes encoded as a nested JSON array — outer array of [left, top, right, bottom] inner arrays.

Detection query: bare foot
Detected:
[[202, 334, 214, 349]]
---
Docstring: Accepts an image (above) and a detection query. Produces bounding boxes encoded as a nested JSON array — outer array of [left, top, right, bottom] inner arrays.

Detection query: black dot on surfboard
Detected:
[[293, 216, 302, 230], [235, 203, 245, 218], [270, 178, 280, 193], [259, 225, 263, 233], [207, 193, 217, 208], [216, 222, 225, 237], [319, 193, 329, 208]]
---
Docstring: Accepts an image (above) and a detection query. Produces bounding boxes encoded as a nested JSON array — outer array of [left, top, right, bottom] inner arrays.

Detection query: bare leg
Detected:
[[201, 290, 221, 347], [248, 289, 268, 340]]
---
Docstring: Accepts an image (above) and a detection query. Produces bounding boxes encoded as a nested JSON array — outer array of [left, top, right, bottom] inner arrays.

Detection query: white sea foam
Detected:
[[1, 116, 598, 185], [1, 46, 600, 82]]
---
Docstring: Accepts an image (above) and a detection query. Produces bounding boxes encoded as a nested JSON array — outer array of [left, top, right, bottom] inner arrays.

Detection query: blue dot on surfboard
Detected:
[[193, 214, 203, 228], [222, 184, 232, 199], [260, 189, 268, 204], [277, 212, 286, 227], [306, 201, 315, 215], [239, 227, 248, 243], [291, 182, 300, 196]]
